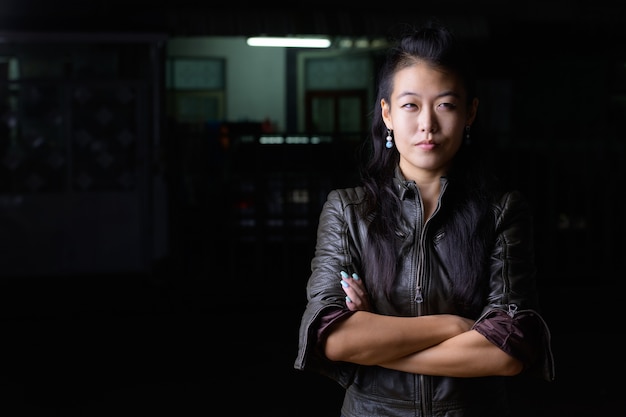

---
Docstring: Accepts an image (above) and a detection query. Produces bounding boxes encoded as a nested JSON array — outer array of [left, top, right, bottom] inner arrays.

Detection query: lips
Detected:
[[417, 142, 437, 150], [416, 132, 436, 148]]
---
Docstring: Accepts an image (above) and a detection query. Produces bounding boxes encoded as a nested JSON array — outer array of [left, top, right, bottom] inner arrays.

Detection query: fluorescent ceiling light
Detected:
[[246, 36, 331, 48]]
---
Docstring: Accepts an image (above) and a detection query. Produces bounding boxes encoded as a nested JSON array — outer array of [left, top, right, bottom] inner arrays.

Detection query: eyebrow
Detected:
[[397, 90, 461, 99]]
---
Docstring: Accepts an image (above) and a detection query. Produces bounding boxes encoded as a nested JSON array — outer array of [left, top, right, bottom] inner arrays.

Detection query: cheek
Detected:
[[392, 128, 415, 146], [393, 119, 419, 135], [442, 119, 466, 138]]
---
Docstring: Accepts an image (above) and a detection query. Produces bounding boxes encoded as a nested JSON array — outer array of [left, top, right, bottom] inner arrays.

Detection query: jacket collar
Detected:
[[391, 166, 449, 201], [392, 167, 411, 200]]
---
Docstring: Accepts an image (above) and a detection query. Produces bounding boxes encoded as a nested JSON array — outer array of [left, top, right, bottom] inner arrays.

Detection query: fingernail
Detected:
[[352, 273, 360, 281], [340, 271, 349, 279], [345, 296, 352, 303], [341, 280, 349, 288]]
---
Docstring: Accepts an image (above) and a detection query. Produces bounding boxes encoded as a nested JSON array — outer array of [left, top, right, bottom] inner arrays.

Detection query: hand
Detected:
[[340, 271, 371, 312]]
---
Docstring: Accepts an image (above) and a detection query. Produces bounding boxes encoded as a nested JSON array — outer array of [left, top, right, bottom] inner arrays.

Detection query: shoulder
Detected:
[[318, 186, 368, 234], [326, 186, 366, 206], [492, 189, 534, 231], [320, 187, 368, 224], [494, 189, 531, 213]]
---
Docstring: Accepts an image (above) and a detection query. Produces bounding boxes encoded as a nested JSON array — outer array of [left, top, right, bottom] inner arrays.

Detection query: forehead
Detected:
[[392, 62, 465, 97]]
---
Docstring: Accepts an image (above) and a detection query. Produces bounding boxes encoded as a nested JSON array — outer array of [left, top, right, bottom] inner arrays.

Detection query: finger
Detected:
[[346, 274, 367, 298], [345, 294, 364, 311], [345, 295, 358, 311], [341, 279, 359, 301], [340, 271, 370, 311], [342, 283, 369, 311]]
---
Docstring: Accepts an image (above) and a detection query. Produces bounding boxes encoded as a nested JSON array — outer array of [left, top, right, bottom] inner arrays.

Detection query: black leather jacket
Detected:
[[295, 173, 555, 417]]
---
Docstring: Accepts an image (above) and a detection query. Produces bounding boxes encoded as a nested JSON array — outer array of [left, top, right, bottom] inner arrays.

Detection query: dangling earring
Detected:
[[464, 125, 471, 145], [385, 129, 394, 149]]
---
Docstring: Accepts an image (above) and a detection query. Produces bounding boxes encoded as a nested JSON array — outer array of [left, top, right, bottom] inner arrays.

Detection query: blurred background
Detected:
[[1, 1, 624, 415]]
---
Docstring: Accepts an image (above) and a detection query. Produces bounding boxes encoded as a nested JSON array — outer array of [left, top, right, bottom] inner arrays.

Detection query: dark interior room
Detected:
[[1, 1, 624, 415]]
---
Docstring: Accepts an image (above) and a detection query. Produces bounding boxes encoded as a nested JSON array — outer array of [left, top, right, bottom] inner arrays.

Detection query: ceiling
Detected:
[[0, 1, 624, 66], [1, 1, 624, 40]]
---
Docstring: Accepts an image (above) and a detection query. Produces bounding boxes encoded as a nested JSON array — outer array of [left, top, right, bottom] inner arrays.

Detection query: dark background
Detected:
[[1, 2, 624, 416]]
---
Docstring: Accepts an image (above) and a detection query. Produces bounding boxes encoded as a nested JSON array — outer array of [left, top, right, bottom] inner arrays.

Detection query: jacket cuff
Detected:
[[473, 306, 555, 381]]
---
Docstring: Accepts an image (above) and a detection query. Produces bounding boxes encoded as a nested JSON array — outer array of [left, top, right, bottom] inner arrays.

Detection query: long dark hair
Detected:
[[360, 23, 498, 315]]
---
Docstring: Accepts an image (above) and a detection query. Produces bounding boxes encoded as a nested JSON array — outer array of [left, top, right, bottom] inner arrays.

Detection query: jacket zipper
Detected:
[[413, 185, 428, 416], [413, 179, 447, 416]]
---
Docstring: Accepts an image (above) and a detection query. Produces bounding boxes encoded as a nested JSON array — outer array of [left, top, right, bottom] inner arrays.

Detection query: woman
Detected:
[[294, 23, 554, 417]]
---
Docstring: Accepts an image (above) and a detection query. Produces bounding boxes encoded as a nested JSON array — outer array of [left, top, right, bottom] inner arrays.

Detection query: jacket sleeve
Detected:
[[473, 190, 555, 381], [293, 189, 361, 388]]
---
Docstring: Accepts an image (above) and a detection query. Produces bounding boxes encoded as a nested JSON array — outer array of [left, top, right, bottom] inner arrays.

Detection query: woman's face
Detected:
[[381, 61, 478, 183]]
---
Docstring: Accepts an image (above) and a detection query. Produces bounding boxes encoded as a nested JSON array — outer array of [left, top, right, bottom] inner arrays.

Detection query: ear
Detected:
[[467, 98, 479, 126], [381, 98, 392, 129]]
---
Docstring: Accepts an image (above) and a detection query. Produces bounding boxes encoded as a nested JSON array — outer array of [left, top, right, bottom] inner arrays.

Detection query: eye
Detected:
[[401, 103, 418, 110], [437, 102, 457, 111]]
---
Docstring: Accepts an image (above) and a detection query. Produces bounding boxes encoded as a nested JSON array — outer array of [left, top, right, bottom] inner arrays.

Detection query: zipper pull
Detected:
[[415, 286, 423, 303], [507, 304, 518, 317]]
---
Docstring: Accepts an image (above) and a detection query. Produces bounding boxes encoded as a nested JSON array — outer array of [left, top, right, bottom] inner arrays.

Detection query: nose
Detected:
[[418, 109, 436, 134], [419, 119, 436, 142], [420, 123, 436, 142]]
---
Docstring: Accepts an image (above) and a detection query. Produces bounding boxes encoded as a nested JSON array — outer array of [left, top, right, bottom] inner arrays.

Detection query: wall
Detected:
[[166, 36, 287, 131]]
